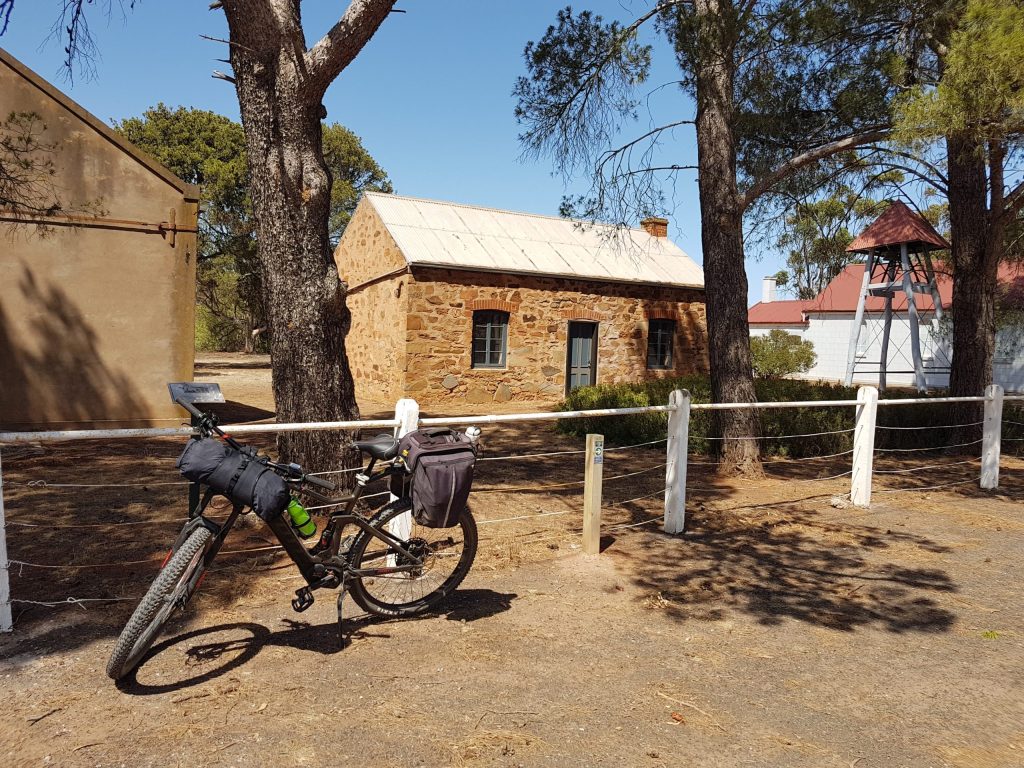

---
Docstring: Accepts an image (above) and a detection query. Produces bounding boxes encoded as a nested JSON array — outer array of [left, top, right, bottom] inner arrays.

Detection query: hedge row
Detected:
[[557, 375, 1024, 458], [1005, 402, 1024, 457]]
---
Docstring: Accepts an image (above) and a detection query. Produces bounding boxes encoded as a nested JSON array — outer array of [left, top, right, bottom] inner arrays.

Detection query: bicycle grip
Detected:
[[174, 397, 206, 421], [304, 473, 336, 492]]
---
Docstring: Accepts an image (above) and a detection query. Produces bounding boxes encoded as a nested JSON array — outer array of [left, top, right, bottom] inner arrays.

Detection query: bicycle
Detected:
[[106, 399, 479, 680]]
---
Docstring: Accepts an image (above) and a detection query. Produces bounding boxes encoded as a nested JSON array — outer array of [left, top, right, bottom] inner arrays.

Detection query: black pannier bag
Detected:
[[392, 427, 476, 528], [176, 437, 290, 522]]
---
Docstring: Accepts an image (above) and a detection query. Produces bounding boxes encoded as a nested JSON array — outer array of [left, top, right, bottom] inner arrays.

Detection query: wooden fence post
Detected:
[[851, 386, 878, 507], [664, 389, 690, 534], [0, 449, 12, 632], [981, 384, 1004, 490], [583, 433, 604, 555], [388, 399, 420, 551]]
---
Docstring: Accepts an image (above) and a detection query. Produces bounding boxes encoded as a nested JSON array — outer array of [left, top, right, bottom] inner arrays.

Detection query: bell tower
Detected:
[[844, 202, 950, 392]]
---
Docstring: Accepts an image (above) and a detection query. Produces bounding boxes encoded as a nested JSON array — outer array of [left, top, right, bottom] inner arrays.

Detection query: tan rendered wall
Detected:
[[333, 200, 408, 406], [0, 54, 198, 429], [402, 267, 708, 405]]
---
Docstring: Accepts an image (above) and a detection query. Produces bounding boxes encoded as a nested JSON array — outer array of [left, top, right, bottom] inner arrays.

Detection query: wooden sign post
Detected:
[[583, 433, 604, 555]]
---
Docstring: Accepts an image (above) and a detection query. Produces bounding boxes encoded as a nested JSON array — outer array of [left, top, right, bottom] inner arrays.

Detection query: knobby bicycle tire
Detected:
[[106, 526, 212, 680], [347, 499, 477, 617]]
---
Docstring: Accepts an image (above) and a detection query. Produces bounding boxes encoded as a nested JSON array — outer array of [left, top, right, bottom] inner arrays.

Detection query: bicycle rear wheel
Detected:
[[106, 526, 212, 680], [347, 499, 477, 617]]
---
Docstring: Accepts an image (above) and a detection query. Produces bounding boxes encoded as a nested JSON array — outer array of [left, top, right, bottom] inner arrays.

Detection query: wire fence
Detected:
[[1, 387, 1021, 628]]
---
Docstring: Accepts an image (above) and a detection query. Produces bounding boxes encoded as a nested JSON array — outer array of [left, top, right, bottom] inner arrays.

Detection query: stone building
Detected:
[[0, 48, 199, 428], [335, 192, 707, 406]]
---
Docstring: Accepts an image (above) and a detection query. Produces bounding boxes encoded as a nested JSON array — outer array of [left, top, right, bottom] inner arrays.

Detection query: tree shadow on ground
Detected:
[[7, 393, 1005, 663], [116, 588, 517, 695], [872, 453, 1024, 499], [607, 494, 957, 633], [193, 357, 272, 371], [0, 434, 284, 656]]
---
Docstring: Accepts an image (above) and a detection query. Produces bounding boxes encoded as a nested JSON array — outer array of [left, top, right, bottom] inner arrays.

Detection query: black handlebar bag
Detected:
[[176, 437, 290, 522], [393, 428, 476, 528]]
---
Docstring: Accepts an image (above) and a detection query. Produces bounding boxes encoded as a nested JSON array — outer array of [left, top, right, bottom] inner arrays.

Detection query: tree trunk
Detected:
[[242, 315, 255, 354], [693, 0, 762, 475], [223, 3, 360, 478], [946, 134, 1000, 446]]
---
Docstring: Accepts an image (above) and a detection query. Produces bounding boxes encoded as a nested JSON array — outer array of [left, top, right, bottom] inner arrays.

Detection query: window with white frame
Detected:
[[472, 310, 509, 368]]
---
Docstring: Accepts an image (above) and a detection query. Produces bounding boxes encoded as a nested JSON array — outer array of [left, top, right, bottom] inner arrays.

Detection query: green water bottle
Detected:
[[287, 498, 316, 539]]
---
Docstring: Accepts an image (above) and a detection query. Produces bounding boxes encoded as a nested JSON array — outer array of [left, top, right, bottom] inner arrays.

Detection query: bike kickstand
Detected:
[[336, 574, 349, 648]]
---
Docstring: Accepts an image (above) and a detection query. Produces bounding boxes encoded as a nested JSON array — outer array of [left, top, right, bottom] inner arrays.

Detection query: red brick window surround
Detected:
[[563, 309, 603, 322], [468, 298, 517, 313], [645, 309, 680, 321]]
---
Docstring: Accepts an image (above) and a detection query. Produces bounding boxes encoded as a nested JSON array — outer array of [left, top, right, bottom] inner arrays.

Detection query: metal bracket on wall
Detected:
[[160, 208, 177, 247], [159, 208, 201, 247], [0, 207, 197, 247]]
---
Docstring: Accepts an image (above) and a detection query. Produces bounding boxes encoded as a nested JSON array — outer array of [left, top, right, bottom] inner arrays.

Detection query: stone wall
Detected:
[[334, 200, 408, 405], [401, 267, 708, 405]]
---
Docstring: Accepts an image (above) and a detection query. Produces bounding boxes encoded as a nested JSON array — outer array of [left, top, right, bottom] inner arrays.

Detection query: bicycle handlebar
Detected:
[[174, 397, 242, 452], [175, 397, 339, 493], [174, 396, 206, 421]]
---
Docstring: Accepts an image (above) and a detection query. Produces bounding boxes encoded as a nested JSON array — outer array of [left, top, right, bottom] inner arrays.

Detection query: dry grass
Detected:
[[443, 728, 548, 767], [4, 357, 1024, 767]]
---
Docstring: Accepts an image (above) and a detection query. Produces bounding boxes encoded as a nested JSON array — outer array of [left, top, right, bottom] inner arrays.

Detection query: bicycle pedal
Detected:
[[291, 587, 315, 613]]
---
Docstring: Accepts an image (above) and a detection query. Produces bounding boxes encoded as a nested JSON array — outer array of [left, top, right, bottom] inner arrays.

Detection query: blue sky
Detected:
[[1, 1, 782, 305]]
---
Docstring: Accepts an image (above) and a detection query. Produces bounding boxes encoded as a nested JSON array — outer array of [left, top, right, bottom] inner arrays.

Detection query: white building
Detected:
[[749, 266, 1024, 392]]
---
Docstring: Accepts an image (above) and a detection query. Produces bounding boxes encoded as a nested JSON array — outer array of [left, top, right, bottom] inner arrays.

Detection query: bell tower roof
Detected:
[[846, 201, 950, 253]]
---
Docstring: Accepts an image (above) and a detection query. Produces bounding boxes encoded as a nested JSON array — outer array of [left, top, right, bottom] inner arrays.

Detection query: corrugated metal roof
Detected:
[[362, 192, 704, 289]]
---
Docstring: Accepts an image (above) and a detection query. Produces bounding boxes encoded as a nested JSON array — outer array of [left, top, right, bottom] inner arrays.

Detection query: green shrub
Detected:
[[1005, 402, 1024, 457], [751, 330, 817, 378], [557, 376, 1007, 457], [559, 383, 661, 446], [752, 379, 856, 457], [194, 305, 220, 352], [559, 375, 856, 457]]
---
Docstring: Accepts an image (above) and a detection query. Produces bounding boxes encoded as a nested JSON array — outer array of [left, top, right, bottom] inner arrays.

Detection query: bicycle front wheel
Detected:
[[106, 526, 212, 680], [347, 499, 477, 617]]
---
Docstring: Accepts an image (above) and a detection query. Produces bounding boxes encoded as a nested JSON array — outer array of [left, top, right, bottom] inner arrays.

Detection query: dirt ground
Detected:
[[2, 355, 1022, 767]]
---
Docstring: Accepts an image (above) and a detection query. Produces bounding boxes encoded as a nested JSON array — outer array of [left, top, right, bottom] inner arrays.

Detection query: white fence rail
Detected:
[[1, 386, 1021, 633]]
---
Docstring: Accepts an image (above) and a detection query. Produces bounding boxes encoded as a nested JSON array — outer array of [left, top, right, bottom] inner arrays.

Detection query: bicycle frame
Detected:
[[102, 397, 479, 677], [179, 454, 423, 592]]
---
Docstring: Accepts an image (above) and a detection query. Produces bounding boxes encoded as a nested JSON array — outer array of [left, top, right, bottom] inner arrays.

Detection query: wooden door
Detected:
[[566, 322, 598, 392]]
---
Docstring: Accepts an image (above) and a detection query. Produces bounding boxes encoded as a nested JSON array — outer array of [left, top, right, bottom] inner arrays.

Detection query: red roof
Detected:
[[747, 299, 813, 325], [810, 263, 950, 313], [846, 201, 950, 253], [749, 262, 1024, 322]]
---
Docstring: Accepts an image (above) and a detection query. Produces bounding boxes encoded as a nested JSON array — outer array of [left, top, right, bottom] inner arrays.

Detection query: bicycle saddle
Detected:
[[352, 433, 400, 460]]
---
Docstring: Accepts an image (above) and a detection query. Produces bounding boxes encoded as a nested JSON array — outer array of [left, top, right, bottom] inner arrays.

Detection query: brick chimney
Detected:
[[762, 276, 777, 304], [640, 216, 668, 238]]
